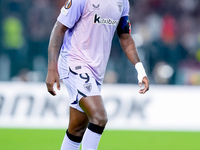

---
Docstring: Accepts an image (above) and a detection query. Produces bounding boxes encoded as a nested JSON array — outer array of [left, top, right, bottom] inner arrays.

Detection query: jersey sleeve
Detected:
[[121, 0, 130, 17], [57, 0, 86, 29]]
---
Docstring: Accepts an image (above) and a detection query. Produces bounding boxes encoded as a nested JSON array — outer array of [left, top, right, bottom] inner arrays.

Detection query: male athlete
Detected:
[[45, 0, 149, 149]]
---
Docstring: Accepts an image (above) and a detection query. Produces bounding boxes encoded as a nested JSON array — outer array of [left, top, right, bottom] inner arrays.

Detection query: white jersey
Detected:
[[57, 0, 130, 84]]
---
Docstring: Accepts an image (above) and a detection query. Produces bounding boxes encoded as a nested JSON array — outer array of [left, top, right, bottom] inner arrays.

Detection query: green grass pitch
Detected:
[[0, 129, 200, 150]]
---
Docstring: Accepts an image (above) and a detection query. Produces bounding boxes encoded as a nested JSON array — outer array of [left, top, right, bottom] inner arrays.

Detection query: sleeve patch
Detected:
[[61, 0, 72, 16], [64, 0, 72, 9], [61, 7, 69, 16]]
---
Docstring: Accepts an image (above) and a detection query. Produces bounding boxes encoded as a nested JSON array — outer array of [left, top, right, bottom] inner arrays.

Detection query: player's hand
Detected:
[[45, 70, 60, 96], [138, 76, 149, 94]]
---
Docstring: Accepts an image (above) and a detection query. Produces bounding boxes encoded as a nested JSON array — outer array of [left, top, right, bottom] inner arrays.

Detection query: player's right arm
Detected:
[[46, 0, 85, 96], [45, 21, 68, 96]]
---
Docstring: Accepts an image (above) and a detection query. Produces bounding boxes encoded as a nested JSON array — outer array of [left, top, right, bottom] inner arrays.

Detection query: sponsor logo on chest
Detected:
[[93, 13, 118, 26]]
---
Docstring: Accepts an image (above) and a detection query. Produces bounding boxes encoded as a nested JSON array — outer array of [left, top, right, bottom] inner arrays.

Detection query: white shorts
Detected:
[[62, 68, 102, 112]]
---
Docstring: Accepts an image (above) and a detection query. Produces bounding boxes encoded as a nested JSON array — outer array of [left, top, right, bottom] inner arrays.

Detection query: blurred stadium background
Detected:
[[0, 0, 200, 150]]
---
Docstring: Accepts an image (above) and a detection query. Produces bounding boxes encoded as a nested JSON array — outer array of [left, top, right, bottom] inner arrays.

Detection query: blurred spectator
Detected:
[[27, 0, 56, 62], [161, 14, 176, 44], [3, 16, 25, 50], [1, 0, 29, 79]]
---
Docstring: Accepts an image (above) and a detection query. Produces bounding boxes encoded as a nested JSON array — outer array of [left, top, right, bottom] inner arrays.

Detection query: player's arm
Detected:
[[45, 21, 68, 96], [118, 16, 149, 94]]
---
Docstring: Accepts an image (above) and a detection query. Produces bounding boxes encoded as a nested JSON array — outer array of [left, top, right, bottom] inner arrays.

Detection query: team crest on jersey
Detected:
[[83, 83, 92, 92], [117, 2, 123, 13], [64, 0, 72, 9]]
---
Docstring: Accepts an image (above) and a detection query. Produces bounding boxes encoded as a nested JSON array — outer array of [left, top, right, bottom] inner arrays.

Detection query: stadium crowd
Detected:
[[0, 0, 200, 85]]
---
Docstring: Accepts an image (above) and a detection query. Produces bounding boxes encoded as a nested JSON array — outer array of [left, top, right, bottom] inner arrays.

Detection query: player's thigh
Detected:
[[79, 96, 107, 126], [68, 107, 89, 137]]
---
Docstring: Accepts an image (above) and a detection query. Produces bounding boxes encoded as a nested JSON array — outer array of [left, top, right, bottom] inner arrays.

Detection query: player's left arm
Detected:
[[118, 16, 149, 94]]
